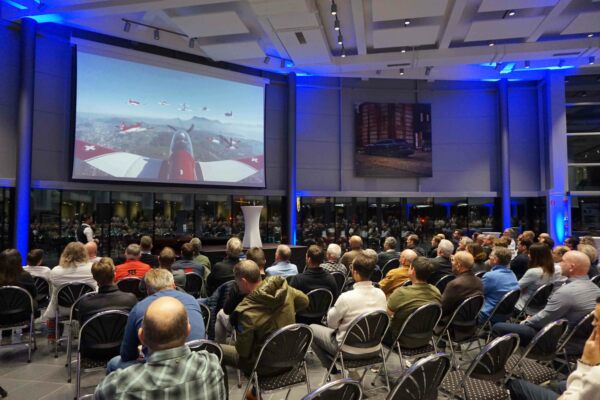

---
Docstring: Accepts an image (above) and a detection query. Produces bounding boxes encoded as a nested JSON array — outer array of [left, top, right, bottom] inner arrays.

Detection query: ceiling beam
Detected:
[[350, 0, 367, 55], [527, 0, 574, 43], [438, 0, 468, 49]]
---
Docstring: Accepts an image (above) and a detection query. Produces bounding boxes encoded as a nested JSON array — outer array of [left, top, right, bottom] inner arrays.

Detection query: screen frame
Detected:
[[69, 39, 268, 190]]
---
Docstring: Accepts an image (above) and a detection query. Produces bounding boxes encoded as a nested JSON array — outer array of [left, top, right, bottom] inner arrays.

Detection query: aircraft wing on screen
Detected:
[[197, 155, 264, 182], [74, 140, 163, 179]]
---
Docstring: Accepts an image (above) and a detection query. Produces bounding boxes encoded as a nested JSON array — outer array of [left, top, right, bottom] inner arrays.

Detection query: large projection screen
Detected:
[[72, 42, 267, 188]]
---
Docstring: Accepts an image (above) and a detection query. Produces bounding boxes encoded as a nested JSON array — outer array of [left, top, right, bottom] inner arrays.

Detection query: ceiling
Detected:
[[2, 0, 600, 80]]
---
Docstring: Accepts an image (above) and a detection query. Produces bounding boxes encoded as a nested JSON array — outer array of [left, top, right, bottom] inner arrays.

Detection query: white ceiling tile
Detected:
[[268, 13, 319, 30], [561, 11, 600, 35], [170, 11, 249, 38], [372, 0, 448, 22], [373, 25, 440, 48], [200, 41, 264, 60], [465, 17, 545, 41], [277, 29, 331, 63], [478, 0, 558, 12]]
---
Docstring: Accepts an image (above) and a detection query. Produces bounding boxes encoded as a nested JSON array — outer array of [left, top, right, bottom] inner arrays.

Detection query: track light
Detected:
[[376, 70, 381, 75], [525, 60, 530, 68], [588, 33, 594, 38], [401, 48, 406, 53], [281, 59, 286, 68], [488, 42, 495, 47], [263, 56, 270, 64], [495, 63, 502, 71], [399, 68, 405, 76], [337, 32, 343, 45], [341, 47, 346, 58], [425, 66, 432, 76], [508, 10, 516, 16], [558, 59, 565, 68], [590, 56, 596, 65], [153, 29, 160, 40], [188, 38, 195, 48], [334, 17, 340, 31], [123, 21, 131, 32], [330, 1, 337, 15], [404, 20, 411, 26]]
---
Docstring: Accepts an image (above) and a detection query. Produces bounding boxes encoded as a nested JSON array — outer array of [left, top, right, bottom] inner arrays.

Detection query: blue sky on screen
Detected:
[[76, 52, 264, 136]]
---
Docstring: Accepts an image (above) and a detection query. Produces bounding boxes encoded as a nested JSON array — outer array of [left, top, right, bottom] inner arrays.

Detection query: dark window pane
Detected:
[[569, 166, 600, 191], [567, 135, 600, 163]]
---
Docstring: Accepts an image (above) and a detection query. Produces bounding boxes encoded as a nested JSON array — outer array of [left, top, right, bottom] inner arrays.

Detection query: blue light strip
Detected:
[[4, 0, 28, 10]]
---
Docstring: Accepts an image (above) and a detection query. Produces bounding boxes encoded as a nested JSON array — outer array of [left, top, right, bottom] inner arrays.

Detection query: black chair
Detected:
[[66, 291, 97, 381], [514, 283, 554, 320], [400, 279, 412, 287], [440, 333, 519, 400], [185, 271, 205, 298], [322, 310, 391, 393], [187, 339, 223, 362], [116, 277, 144, 299], [243, 323, 313, 400], [296, 289, 334, 325], [434, 275, 455, 294], [0, 286, 37, 362], [302, 378, 362, 400], [33, 276, 50, 308], [371, 268, 383, 283], [435, 295, 484, 369], [199, 302, 211, 335], [54, 282, 96, 358], [331, 272, 346, 295], [381, 259, 400, 278], [387, 352, 451, 400], [555, 311, 595, 372], [591, 274, 600, 288], [505, 319, 568, 385], [384, 303, 442, 372], [476, 289, 520, 342], [474, 271, 486, 279], [73, 310, 129, 399]]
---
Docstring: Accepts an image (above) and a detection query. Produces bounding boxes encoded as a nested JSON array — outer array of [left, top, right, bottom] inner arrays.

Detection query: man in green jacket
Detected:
[[221, 259, 309, 375]]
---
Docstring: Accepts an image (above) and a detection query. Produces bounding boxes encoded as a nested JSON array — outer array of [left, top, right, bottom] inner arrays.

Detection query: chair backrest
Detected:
[[387, 353, 451, 400], [401, 279, 412, 287], [331, 272, 346, 294], [185, 272, 204, 297], [557, 311, 595, 355], [474, 271, 486, 279], [591, 275, 600, 288], [371, 268, 383, 283], [56, 282, 95, 309], [381, 259, 400, 278], [524, 283, 554, 311], [0, 286, 34, 324], [302, 378, 363, 400], [33, 276, 50, 302], [467, 333, 520, 382], [394, 303, 442, 347], [341, 310, 390, 349], [253, 323, 313, 374], [441, 295, 484, 341], [78, 310, 129, 360], [199, 302, 211, 329], [482, 289, 520, 326], [434, 275, 455, 294], [116, 277, 144, 299], [187, 339, 223, 363], [298, 289, 334, 320], [520, 319, 568, 361]]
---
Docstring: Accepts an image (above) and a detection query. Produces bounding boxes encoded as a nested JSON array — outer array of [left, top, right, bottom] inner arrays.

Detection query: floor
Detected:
[[0, 330, 454, 400]]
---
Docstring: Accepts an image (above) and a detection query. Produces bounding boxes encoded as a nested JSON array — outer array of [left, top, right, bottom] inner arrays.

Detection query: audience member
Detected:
[[482, 234, 495, 256], [207, 237, 242, 295], [515, 243, 561, 312], [190, 237, 211, 271], [377, 237, 399, 268], [107, 269, 205, 372], [467, 243, 489, 273], [310, 252, 386, 370], [578, 244, 599, 278], [96, 296, 225, 400], [114, 244, 151, 282], [85, 241, 101, 264], [265, 244, 298, 277], [406, 234, 426, 256], [140, 247, 186, 291], [428, 234, 444, 258], [538, 233, 551, 243], [521, 230, 536, 242], [510, 238, 532, 280], [581, 236, 596, 246], [552, 245, 570, 266], [320, 243, 347, 275], [452, 229, 464, 250], [78, 257, 137, 324], [428, 239, 454, 285], [221, 260, 308, 375], [245, 247, 267, 279], [139, 236, 159, 268], [493, 250, 600, 352], [77, 214, 95, 244], [457, 236, 473, 252], [0, 249, 37, 311], [172, 243, 205, 278], [340, 236, 363, 268], [564, 236, 580, 251], [384, 256, 441, 349], [503, 228, 517, 256], [479, 247, 518, 322], [22, 248, 50, 280], [379, 249, 417, 297], [289, 245, 338, 297], [540, 235, 555, 249]]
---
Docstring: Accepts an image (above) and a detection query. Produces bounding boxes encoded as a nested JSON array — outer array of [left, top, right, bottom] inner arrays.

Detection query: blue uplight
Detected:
[[5, 0, 28, 9], [25, 14, 64, 23]]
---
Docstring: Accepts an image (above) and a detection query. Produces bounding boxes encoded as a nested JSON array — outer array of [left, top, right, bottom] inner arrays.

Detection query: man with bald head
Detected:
[[95, 297, 225, 399], [85, 241, 101, 263], [340, 235, 363, 268], [266, 244, 298, 277], [493, 250, 600, 351], [379, 249, 417, 297]]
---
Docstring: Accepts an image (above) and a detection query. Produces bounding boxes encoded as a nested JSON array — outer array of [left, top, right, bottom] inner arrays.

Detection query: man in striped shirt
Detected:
[[95, 296, 225, 400]]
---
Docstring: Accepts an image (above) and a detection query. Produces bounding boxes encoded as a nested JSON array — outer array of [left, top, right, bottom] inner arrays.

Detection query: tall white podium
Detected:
[[242, 206, 263, 248]]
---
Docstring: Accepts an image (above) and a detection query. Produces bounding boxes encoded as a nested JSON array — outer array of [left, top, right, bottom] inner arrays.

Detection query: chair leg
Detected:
[[236, 368, 242, 388], [27, 316, 33, 363], [54, 315, 58, 358], [284, 388, 292, 400], [304, 363, 311, 393], [75, 353, 81, 400], [380, 348, 391, 393], [398, 346, 405, 372], [241, 373, 253, 400], [322, 353, 339, 386], [340, 354, 347, 379], [446, 331, 458, 370]]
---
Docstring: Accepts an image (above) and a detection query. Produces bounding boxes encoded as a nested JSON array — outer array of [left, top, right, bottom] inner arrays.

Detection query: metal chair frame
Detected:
[[185, 271, 206, 298], [591, 275, 600, 288], [381, 259, 400, 279], [199, 302, 211, 336], [555, 312, 595, 373], [400, 280, 412, 287], [66, 291, 98, 382], [32, 276, 50, 308], [296, 288, 334, 325], [53, 282, 96, 358], [331, 272, 346, 296], [474, 271, 486, 279], [187, 339, 224, 363], [434, 275, 455, 294], [116, 277, 144, 299], [514, 283, 554, 321], [475, 289, 521, 342], [302, 378, 363, 400], [0, 286, 37, 362], [387, 352, 452, 400], [370, 268, 383, 283]]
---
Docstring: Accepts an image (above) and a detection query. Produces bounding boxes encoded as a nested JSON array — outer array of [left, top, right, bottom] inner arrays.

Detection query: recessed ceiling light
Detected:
[[404, 20, 411, 26], [489, 42, 495, 47], [508, 10, 516, 16]]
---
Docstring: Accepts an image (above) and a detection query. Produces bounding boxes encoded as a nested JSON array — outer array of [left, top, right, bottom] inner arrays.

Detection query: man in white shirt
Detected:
[[310, 251, 387, 369], [77, 214, 95, 244], [23, 249, 51, 280]]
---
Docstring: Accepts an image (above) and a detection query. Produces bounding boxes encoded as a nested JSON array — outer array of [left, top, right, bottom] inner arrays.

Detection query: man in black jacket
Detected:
[[207, 237, 242, 295], [289, 245, 338, 298], [510, 238, 531, 280], [428, 239, 454, 285], [377, 237, 400, 269], [139, 236, 159, 268]]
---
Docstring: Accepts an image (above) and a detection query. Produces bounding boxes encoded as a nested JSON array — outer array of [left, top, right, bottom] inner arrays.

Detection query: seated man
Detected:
[[171, 243, 205, 277], [405, 234, 426, 257], [427, 239, 454, 285], [340, 236, 364, 268], [379, 249, 417, 298], [107, 269, 205, 372], [139, 235, 159, 268], [207, 237, 242, 295], [384, 257, 441, 349], [289, 245, 338, 297], [310, 252, 387, 369], [510, 238, 532, 280], [493, 251, 600, 352], [23, 248, 50, 280], [85, 242, 101, 264], [78, 257, 138, 324], [139, 247, 186, 291], [114, 244, 151, 282], [95, 297, 225, 400], [377, 237, 400, 269], [221, 260, 308, 375], [320, 243, 347, 276], [265, 244, 298, 277], [479, 246, 519, 323], [508, 296, 600, 400]]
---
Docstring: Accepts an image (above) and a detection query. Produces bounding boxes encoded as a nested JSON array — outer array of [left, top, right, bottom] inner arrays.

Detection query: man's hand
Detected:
[[581, 326, 600, 366]]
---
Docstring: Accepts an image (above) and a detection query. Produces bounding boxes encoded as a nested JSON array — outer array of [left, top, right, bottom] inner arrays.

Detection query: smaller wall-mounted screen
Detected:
[[73, 49, 266, 188], [354, 102, 432, 178]]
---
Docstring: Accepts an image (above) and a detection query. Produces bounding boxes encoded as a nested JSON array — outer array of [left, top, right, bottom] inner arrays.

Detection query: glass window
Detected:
[[510, 197, 547, 234], [468, 198, 498, 233], [299, 197, 333, 246], [567, 135, 600, 164], [571, 196, 600, 236], [155, 193, 195, 240], [407, 197, 434, 244], [232, 196, 266, 241], [334, 197, 354, 242], [195, 195, 231, 242], [267, 197, 283, 243], [569, 166, 600, 191], [433, 198, 468, 237], [110, 192, 154, 259], [30, 189, 61, 267]]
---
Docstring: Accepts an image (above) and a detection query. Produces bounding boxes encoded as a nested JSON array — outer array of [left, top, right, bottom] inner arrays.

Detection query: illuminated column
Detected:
[[499, 79, 511, 230], [287, 73, 297, 245], [15, 18, 37, 256]]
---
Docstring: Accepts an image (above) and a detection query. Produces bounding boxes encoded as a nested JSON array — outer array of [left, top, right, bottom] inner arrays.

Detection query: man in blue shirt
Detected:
[[107, 268, 205, 372], [265, 245, 298, 277], [479, 246, 518, 323]]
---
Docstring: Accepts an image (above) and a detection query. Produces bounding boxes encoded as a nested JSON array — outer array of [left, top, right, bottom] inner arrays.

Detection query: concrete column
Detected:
[[286, 73, 297, 244], [15, 18, 37, 256], [499, 79, 511, 230]]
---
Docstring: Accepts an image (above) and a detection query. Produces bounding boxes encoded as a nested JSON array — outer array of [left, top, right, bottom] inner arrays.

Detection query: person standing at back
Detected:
[[77, 214, 95, 244]]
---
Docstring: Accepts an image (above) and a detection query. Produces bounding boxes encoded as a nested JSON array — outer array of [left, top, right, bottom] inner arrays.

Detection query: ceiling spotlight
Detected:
[[488, 42, 495, 47], [331, 1, 337, 15], [590, 56, 596, 65], [558, 59, 565, 68], [401, 48, 407, 53], [588, 33, 594, 38], [525, 60, 530, 68], [263, 56, 270, 64], [376, 70, 381, 75], [153, 29, 160, 40], [341, 48, 346, 58], [399, 68, 405, 76], [280, 59, 286, 68], [508, 10, 516, 16], [188, 38, 195, 48], [337, 32, 343, 45], [404, 20, 411, 26], [334, 17, 340, 31], [495, 62, 502, 71], [123, 20, 131, 32], [425, 66, 432, 76]]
